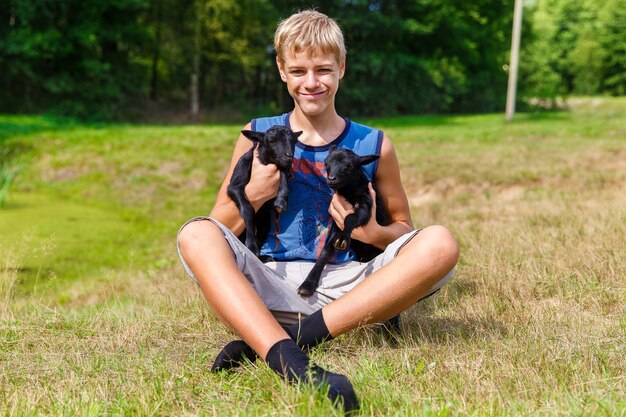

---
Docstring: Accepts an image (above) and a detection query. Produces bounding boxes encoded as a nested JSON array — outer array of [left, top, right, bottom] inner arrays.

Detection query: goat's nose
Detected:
[[285, 152, 293, 159], [327, 175, 336, 182]]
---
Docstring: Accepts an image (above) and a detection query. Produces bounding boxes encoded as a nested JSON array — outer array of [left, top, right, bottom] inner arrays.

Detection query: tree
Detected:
[[598, 0, 626, 95], [520, 0, 626, 101], [0, 0, 151, 119], [569, 23, 604, 95]]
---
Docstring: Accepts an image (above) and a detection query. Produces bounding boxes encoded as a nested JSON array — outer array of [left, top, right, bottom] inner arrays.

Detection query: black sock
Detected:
[[284, 309, 333, 351], [211, 340, 258, 372], [211, 309, 332, 371], [265, 339, 359, 414]]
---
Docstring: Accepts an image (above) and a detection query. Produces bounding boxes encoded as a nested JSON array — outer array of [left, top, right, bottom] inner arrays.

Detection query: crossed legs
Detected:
[[177, 220, 459, 353]]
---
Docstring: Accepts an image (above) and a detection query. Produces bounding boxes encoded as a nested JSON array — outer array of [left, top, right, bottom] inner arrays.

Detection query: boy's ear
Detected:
[[359, 154, 380, 166], [293, 130, 303, 137], [241, 130, 265, 143], [276, 57, 287, 82]]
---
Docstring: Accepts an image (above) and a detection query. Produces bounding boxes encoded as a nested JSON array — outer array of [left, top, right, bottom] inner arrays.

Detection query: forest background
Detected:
[[2, 0, 626, 122]]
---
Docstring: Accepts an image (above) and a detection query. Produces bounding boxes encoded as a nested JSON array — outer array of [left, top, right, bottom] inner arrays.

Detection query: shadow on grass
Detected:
[[361, 279, 509, 347], [404, 314, 509, 344]]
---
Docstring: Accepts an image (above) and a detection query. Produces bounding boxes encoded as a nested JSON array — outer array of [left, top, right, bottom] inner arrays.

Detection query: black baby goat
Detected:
[[297, 145, 401, 334], [227, 125, 302, 257], [297, 145, 389, 297]]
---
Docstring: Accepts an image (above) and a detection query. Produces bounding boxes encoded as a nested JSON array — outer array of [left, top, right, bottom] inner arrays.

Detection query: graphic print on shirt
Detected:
[[291, 157, 335, 259]]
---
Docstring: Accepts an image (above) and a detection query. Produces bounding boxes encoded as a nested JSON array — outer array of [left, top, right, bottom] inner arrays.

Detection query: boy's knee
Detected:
[[424, 225, 460, 268], [177, 219, 221, 253], [403, 225, 460, 270]]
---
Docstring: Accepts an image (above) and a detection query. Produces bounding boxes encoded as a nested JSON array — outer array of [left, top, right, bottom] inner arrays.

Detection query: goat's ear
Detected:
[[328, 145, 338, 153], [241, 130, 265, 143], [359, 154, 380, 166], [293, 130, 303, 137]]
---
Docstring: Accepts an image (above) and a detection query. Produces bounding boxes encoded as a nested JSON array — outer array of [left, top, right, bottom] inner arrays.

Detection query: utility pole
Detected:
[[505, 0, 523, 121]]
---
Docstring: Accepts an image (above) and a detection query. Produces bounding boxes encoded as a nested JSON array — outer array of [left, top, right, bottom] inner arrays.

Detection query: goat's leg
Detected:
[[274, 171, 289, 213], [228, 187, 260, 256], [334, 204, 371, 250], [298, 227, 340, 297], [240, 199, 259, 256], [227, 149, 262, 255]]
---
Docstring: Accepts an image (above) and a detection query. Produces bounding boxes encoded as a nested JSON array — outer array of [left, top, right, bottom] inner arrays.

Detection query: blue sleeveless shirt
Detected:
[[252, 113, 384, 263]]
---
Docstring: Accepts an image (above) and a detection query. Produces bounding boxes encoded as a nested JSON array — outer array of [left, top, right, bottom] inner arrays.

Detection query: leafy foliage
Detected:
[[597, 0, 626, 95], [0, 0, 624, 120], [0, 0, 150, 119], [520, 0, 626, 101]]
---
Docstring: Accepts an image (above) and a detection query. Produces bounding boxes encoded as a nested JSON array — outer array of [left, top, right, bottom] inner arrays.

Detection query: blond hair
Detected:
[[274, 10, 346, 64]]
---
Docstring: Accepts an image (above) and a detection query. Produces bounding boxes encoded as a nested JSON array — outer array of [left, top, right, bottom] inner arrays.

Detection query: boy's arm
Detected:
[[210, 123, 280, 236], [329, 134, 413, 249]]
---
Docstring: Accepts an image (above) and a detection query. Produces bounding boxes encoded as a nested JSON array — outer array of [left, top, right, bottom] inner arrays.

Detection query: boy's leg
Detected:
[[177, 219, 289, 357], [322, 225, 459, 336], [177, 219, 359, 413], [212, 225, 458, 368]]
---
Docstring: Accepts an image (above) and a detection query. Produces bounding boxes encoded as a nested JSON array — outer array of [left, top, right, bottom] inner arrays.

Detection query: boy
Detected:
[[177, 10, 459, 414]]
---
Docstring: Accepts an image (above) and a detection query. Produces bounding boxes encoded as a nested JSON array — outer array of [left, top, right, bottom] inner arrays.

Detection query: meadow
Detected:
[[1, 98, 624, 416]]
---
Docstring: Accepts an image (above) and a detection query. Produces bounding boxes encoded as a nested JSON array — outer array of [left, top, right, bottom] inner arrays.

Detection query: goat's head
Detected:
[[324, 145, 379, 189], [241, 126, 302, 169]]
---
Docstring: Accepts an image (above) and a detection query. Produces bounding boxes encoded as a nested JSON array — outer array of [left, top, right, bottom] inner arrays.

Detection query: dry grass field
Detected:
[[1, 97, 624, 416]]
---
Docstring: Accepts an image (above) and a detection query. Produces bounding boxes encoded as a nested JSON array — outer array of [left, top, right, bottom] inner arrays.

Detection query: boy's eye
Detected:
[[290, 70, 305, 75]]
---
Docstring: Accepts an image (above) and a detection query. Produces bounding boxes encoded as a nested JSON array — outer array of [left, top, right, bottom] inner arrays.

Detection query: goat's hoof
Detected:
[[274, 200, 287, 213], [297, 283, 315, 297], [334, 239, 348, 250]]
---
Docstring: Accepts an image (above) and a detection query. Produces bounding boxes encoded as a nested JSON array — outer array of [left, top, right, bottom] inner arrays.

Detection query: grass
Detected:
[[1, 97, 625, 416]]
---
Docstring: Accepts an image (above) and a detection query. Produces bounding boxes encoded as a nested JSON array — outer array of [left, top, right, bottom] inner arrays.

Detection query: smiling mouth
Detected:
[[300, 91, 326, 98]]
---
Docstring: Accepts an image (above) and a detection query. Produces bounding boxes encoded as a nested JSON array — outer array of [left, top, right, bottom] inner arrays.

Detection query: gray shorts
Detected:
[[177, 217, 455, 325]]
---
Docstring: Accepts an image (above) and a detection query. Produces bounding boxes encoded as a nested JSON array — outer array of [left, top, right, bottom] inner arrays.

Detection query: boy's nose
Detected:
[[304, 71, 320, 88]]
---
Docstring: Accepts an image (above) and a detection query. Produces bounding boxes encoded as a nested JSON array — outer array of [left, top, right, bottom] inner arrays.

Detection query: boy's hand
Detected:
[[245, 150, 280, 211], [329, 183, 382, 244]]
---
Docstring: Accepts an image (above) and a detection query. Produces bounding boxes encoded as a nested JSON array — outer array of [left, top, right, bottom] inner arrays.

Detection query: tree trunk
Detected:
[[190, 1, 202, 122], [149, 2, 162, 101]]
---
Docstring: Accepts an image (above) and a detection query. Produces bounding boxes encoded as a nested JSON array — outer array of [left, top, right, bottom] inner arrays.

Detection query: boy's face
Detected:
[[277, 49, 345, 117]]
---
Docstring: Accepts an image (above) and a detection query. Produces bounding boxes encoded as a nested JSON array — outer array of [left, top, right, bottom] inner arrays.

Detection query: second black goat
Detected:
[[297, 145, 401, 334], [227, 125, 302, 257], [297, 145, 390, 297]]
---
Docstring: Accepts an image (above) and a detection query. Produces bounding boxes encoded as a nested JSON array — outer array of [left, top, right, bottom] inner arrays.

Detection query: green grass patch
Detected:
[[0, 192, 140, 292]]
